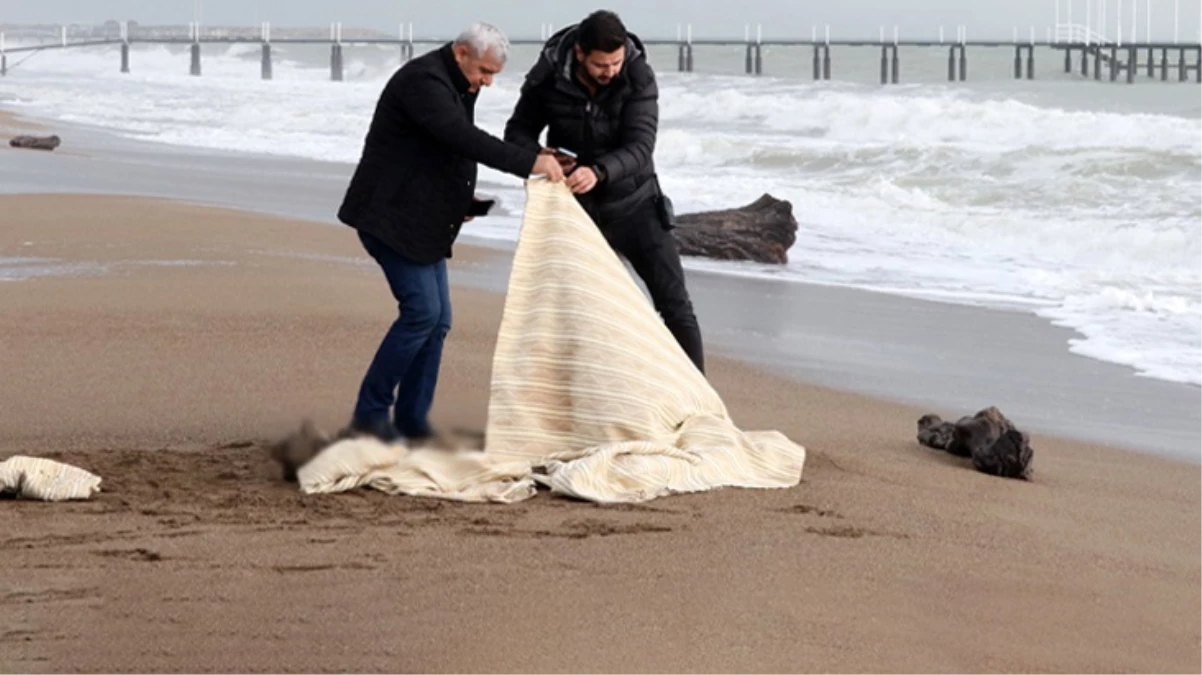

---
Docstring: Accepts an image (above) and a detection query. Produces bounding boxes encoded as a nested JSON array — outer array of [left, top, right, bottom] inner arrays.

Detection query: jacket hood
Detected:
[[539, 24, 647, 86]]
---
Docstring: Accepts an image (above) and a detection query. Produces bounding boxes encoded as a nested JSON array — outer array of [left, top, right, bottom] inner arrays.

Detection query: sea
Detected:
[[1, 37, 1199, 389]]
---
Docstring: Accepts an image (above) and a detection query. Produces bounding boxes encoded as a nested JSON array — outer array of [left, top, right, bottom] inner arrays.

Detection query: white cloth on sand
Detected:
[[299, 179, 807, 504], [0, 455, 103, 501]]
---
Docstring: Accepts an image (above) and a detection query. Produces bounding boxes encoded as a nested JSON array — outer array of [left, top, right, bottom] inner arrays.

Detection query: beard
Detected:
[[577, 66, 612, 90]]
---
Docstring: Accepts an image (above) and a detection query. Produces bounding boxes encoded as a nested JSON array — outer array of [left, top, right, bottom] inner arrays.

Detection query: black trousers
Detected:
[[589, 196, 706, 374]]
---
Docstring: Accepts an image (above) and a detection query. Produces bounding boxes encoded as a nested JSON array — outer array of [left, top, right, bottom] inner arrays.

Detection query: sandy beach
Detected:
[[1, 191, 1198, 673]]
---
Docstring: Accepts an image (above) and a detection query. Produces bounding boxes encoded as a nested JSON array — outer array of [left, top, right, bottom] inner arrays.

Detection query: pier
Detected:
[[0, 19, 1199, 84]]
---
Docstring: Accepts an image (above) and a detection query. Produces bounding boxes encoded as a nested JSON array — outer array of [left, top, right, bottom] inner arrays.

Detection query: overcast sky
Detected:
[[2, 0, 1199, 41]]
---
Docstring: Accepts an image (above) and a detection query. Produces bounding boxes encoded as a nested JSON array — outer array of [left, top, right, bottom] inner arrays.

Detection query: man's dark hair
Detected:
[[577, 10, 627, 54]]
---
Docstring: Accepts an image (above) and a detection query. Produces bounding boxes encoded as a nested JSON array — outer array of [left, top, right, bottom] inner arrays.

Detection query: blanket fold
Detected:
[[299, 179, 806, 503], [0, 455, 103, 501]]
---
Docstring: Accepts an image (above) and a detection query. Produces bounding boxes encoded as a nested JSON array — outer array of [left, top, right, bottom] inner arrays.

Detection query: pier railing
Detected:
[[1054, 22, 1113, 45], [1, 20, 1199, 84]]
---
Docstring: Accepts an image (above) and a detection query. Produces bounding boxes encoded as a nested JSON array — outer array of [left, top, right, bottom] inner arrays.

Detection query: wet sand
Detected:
[[1, 194, 1198, 673], [1, 112, 1197, 460], [0, 108, 41, 131]]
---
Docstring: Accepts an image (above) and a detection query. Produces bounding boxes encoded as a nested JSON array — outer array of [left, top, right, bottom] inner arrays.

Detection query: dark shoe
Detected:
[[346, 417, 402, 444]]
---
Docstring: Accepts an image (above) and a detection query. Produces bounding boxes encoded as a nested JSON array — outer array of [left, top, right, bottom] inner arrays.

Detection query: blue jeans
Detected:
[[352, 231, 451, 438]]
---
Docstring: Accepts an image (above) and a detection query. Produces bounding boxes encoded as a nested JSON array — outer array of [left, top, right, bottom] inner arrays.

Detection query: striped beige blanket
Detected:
[[299, 179, 806, 503]]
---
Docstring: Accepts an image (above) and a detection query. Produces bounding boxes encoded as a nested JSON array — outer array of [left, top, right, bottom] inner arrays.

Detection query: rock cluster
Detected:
[[917, 406, 1034, 480]]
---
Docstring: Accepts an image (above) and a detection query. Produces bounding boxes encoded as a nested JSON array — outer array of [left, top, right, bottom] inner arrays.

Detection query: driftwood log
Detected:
[[917, 406, 1034, 480], [9, 134, 61, 151], [671, 194, 797, 265]]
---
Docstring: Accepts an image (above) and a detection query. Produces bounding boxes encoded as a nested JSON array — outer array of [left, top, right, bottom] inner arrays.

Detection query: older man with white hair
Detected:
[[337, 22, 565, 444]]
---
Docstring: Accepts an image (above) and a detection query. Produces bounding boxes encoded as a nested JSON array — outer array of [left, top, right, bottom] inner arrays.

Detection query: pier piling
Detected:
[[330, 44, 343, 81], [330, 22, 343, 81], [676, 42, 694, 72], [260, 22, 272, 80], [807, 25, 832, 79], [119, 21, 129, 73], [261, 44, 272, 80], [188, 21, 201, 76], [1127, 46, 1136, 82], [399, 23, 413, 63], [675, 24, 693, 72], [890, 27, 899, 83], [743, 25, 762, 75], [819, 25, 832, 79], [745, 44, 762, 75], [686, 25, 694, 72], [1026, 45, 1035, 79], [754, 24, 762, 75]]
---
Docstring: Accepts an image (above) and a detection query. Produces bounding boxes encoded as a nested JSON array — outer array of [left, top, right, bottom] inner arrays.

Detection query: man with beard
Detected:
[[503, 10, 705, 374]]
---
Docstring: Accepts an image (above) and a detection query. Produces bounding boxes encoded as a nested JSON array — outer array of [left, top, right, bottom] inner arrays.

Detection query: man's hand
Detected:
[[566, 167, 598, 194], [463, 196, 482, 223], [532, 154, 565, 182], [540, 147, 577, 173]]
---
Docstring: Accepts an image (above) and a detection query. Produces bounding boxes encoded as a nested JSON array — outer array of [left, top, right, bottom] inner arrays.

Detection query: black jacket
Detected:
[[503, 25, 659, 224], [337, 43, 538, 264]]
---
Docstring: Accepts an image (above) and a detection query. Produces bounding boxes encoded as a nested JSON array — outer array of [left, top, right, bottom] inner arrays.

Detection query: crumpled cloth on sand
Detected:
[[299, 179, 807, 504], [0, 455, 102, 501]]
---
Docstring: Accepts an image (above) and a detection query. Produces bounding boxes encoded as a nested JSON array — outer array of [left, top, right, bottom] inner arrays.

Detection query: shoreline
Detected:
[[3, 189, 1194, 469], [1, 104, 1198, 462], [1, 192, 1197, 673]]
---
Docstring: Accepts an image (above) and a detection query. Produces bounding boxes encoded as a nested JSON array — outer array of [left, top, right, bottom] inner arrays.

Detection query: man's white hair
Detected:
[[454, 22, 510, 63]]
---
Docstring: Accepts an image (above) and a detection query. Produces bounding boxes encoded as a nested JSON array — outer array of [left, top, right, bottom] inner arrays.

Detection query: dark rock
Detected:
[[916, 413, 956, 452], [916, 406, 1034, 480], [671, 193, 798, 265], [9, 134, 62, 151], [949, 406, 1015, 458], [973, 428, 1035, 480]]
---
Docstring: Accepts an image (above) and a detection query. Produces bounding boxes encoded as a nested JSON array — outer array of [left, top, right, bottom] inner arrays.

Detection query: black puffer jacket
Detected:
[[503, 25, 659, 223], [338, 43, 538, 264]]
